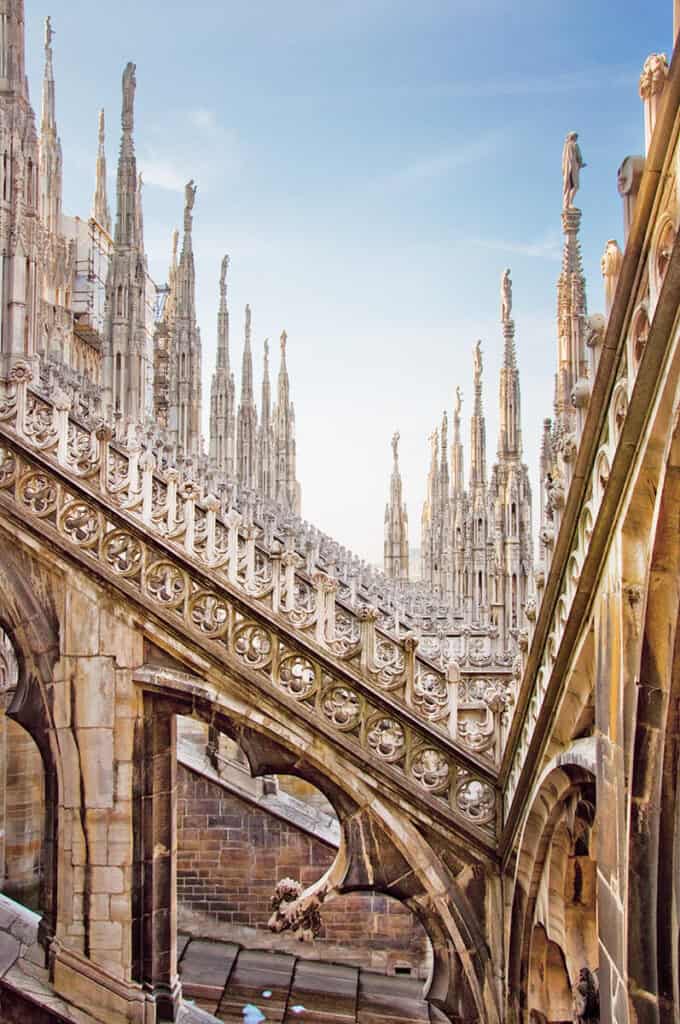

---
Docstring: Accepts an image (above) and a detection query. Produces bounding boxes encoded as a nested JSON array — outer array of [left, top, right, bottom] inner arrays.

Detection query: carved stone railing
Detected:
[[33, 351, 512, 644], [0, 368, 515, 767], [0, 367, 499, 843], [502, 106, 680, 834]]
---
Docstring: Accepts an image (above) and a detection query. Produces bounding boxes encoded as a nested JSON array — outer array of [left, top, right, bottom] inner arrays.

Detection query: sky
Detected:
[[24, 1, 671, 565]]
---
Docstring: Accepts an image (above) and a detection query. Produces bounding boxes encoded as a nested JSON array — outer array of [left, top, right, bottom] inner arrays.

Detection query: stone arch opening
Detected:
[[174, 716, 432, 980], [133, 677, 498, 1023], [0, 626, 45, 911], [507, 756, 598, 1024]]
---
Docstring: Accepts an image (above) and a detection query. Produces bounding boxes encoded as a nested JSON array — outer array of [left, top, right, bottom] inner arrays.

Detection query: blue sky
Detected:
[[25, 2, 671, 563]]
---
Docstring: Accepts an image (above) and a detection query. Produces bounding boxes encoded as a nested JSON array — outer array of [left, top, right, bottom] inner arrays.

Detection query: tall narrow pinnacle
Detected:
[[451, 386, 464, 497], [39, 15, 62, 233], [41, 17, 56, 134], [262, 338, 271, 413], [277, 330, 290, 408], [241, 305, 253, 404], [176, 180, 197, 317], [216, 255, 230, 371], [384, 431, 409, 580], [115, 62, 139, 248], [92, 109, 111, 232], [498, 268, 522, 459], [470, 340, 487, 490], [0, 0, 28, 98]]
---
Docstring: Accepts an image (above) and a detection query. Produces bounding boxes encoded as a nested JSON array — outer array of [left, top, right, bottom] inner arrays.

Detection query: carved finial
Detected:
[[454, 385, 462, 417], [98, 107, 105, 144], [171, 228, 179, 264], [264, 337, 270, 359], [501, 268, 512, 321], [280, 330, 287, 354], [562, 131, 586, 210], [121, 62, 136, 133]]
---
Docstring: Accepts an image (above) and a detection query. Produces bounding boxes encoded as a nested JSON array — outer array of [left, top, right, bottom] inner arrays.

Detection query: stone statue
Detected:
[[562, 132, 586, 210], [122, 63, 136, 132], [184, 180, 196, 233], [280, 329, 287, 353], [572, 967, 599, 1023], [454, 385, 462, 418], [44, 16, 54, 54], [391, 431, 400, 461], [473, 340, 483, 382], [268, 877, 325, 942], [220, 254, 229, 295], [501, 268, 512, 321], [185, 179, 196, 214], [600, 239, 622, 311]]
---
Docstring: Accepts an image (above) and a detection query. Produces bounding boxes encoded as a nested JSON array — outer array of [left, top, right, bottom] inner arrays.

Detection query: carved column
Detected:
[[137, 694, 180, 1020]]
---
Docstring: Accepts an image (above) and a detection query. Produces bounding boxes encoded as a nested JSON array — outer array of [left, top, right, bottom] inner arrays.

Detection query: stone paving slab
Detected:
[[283, 959, 358, 1022], [357, 971, 430, 1022], [180, 938, 240, 1004], [216, 948, 296, 1023]]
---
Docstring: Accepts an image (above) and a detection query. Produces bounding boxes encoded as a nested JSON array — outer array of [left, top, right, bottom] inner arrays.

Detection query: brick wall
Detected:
[[177, 764, 429, 976]]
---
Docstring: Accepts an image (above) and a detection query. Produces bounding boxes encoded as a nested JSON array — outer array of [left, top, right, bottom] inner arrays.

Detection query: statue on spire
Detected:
[[562, 132, 586, 210], [501, 268, 512, 321], [121, 62, 136, 133], [473, 340, 483, 384], [454, 386, 462, 418], [280, 330, 287, 354], [391, 431, 400, 463], [44, 16, 54, 57], [220, 254, 229, 297], [184, 179, 196, 234]]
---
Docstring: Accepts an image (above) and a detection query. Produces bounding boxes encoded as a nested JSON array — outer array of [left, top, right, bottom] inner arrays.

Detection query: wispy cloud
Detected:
[[139, 109, 243, 194], [386, 133, 501, 187], [373, 65, 639, 102], [140, 156, 186, 193], [468, 234, 562, 261]]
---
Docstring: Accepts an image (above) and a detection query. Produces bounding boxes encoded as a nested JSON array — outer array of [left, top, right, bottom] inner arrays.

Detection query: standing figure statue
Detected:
[[501, 268, 512, 321], [122, 62, 136, 132], [473, 340, 483, 383], [220, 254, 230, 295], [572, 967, 599, 1023], [44, 16, 54, 55], [454, 385, 462, 418], [391, 431, 400, 462], [562, 132, 586, 210], [184, 180, 197, 233]]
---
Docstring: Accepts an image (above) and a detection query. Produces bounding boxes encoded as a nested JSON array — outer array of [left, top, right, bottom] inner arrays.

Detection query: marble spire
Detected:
[[236, 304, 258, 489], [0, 0, 28, 99], [114, 62, 140, 248], [470, 341, 487, 491], [273, 330, 299, 512], [258, 339, 273, 496], [498, 268, 521, 460], [209, 255, 236, 476], [92, 109, 111, 233], [39, 15, 62, 234], [169, 180, 202, 455], [384, 432, 409, 579]]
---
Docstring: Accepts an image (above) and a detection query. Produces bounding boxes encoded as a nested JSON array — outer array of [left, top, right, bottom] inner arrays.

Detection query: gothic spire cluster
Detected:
[[0, 12, 300, 515], [384, 268, 533, 644]]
